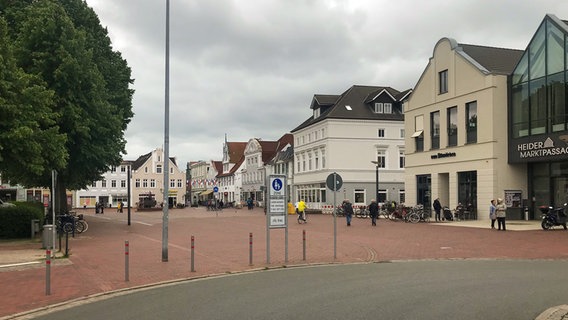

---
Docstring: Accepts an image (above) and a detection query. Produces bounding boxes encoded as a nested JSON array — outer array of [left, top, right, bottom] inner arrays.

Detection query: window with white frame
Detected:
[[308, 153, 312, 171], [121, 165, 126, 172], [384, 103, 392, 113], [302, 154, 306, 171], [177, 179, 183, 188], [111, 180, 116, 188], [378, 128, 385, 138], [135, 179, 140, 188], [150, 179, 156, 188], [354, 189, 365, 204], [374, 103, 383, 113], [376, 150, 386, 168], [101, 180, 107, 188], [143, 179, 148, 188], [315, 150, 319, 170], [157, 164, 162, 173], [170, 179, 175, 188], [322, 149, 326, 168], [121, 180, 126, 188], [399, 150, 405, 168], [400, 129, 405, 138], [111, 166, 116, 173], [91, 181, 97, 187]]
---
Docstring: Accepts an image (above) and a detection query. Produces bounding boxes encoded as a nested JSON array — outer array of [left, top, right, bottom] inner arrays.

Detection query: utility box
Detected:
[[31, 219, 40, 239], [42, 225, 57, 249]]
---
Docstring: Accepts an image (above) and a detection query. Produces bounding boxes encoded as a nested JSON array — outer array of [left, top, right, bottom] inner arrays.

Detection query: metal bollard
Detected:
[[125, 241, 129, 282], [249, 233, 253, 266], [191, 236, 195, 272], [303, 230, 306, 261], [45, 249, 51, 295]]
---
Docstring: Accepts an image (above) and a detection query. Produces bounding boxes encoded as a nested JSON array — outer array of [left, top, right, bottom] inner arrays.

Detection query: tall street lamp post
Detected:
[[371, 157, 382, 202]]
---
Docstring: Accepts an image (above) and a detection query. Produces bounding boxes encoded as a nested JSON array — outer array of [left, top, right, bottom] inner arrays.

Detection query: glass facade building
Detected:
[[509, 15, 568, 213]]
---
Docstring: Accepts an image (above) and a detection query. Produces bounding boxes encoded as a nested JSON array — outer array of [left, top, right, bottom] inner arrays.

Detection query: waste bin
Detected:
[[42, 225, 57, 249]]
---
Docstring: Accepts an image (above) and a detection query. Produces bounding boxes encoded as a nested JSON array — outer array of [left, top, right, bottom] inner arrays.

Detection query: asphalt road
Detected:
[[30, 260, 568, 320]]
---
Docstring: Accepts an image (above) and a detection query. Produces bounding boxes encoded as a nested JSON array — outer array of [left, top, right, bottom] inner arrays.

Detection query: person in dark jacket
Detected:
[[433, 198, 442, 222], [368, 199, 379, 226], [343, 199, 354, 226]]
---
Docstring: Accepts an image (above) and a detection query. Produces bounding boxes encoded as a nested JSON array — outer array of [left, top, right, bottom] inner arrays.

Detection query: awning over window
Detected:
[[411, 130, 423, 138], [200, 190, 213, 196]]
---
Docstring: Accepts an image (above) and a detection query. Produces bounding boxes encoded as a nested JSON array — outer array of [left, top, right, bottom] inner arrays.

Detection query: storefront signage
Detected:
[[509, 134, 568, 163], [431, 152, 456, 159]]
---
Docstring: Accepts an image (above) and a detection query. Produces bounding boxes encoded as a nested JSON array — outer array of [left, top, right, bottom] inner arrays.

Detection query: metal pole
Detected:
[[376, 164, 379, 201], [190, 236, 195, 272], [302, 229, 306, 261], [125, 240, 129, 281], [333, 172, 337, 260], [127, 166, 131, 226], [45, 249, 51, 295], [249, 233, 253, 266], [162, 0, 170, 263], [52, 170, 56, 257]]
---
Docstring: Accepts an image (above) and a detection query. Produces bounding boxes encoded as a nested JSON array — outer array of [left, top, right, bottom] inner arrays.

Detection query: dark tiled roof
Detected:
[[292, 85, 407, 132], [131, 152, 152, 171], [459, 44, 524, 75]]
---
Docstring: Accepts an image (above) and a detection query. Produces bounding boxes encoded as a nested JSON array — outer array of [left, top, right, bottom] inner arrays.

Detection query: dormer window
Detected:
[[375, 103, 392, 114], [314, 108, 321, 118], [375, 103, 383, 113]]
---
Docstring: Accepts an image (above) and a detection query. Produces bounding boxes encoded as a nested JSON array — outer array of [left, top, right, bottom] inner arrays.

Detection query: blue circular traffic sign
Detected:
[[271, 178, 283, 192], [213, 186, 219, 193]]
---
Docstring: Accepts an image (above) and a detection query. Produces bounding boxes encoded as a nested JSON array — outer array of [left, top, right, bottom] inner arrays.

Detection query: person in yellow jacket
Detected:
[[298, 199, 307, 223]]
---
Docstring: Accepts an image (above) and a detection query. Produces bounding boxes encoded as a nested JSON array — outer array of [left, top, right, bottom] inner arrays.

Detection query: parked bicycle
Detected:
[[356, 206, 369, 218], [334, 205, 345, 217], [56, 212, 88, 234], [408, 205, 431, 223]]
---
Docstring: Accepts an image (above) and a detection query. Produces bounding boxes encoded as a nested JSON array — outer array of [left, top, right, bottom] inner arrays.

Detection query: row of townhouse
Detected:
[[74, 147, 186, 209], [188, 84, 410, 210], [190, 14, 568, 222]]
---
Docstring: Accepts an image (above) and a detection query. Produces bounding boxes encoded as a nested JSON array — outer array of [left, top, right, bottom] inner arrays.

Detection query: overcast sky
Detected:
[[84, 0, 567, 167]]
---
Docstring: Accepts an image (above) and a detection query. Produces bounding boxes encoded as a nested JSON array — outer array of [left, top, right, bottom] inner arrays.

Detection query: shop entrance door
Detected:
[[553, 177, 568, 207]]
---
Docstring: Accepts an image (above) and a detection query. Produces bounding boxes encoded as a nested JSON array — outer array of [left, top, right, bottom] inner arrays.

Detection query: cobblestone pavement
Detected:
[[1, 207, 566, 319]]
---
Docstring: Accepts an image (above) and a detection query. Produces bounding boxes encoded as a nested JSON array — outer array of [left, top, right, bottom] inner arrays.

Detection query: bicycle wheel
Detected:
[[62, 222, 74, 233], [409, 213, 420, 224], [355, 209, 362, 218], [76, 220, 87, 233], [379, 210, 390, 220]]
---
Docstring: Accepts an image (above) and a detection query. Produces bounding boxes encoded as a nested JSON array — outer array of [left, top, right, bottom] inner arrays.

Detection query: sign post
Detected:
[[266, 175, 287, 264], [326, 172, 343, 260]]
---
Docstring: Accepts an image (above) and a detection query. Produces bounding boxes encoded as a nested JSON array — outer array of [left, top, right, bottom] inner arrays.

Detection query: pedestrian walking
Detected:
[[433, 198, 442, 222], [368, 199, 379, 226], [117, 201, 121, 213], [495, 198, 507, 231], [489, 199, 496, 229], [298, 199, 307, 223], [343, 199, 354, 226]]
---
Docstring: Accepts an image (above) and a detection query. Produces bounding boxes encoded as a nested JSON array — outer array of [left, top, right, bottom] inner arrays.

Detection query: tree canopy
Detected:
[[0, 0, 134, 210]]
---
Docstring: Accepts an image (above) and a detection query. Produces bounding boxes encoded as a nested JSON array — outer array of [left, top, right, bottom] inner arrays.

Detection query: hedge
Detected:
[[0, 202, 45, 239]]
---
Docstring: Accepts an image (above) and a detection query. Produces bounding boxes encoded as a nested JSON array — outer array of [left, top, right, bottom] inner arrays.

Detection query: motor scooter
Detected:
[[539, 204, 567, 230]]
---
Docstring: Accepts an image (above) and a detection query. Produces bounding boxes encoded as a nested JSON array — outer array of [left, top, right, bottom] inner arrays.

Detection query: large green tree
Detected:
[[1, 0, 134, 212], [0, 17, 67, 179]]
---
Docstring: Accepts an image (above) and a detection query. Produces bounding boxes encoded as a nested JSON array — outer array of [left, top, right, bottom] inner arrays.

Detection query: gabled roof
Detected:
[[131, 152, 152, 171], [459, 43, 524, 75], [292, 85, 408, 133], [211, 161, 223, 175], [227, 142, 247, 163]]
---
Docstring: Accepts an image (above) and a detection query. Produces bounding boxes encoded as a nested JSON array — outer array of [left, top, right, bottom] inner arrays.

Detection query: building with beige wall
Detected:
[[131, 147, 185, 208], [405, 38, 526, 220]]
